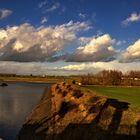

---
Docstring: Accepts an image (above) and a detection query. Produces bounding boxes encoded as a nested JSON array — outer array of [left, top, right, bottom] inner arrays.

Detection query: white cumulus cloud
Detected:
[[121, 39, 140, 62], [0, 21, 90, 62], [66, 34, 117, 62]]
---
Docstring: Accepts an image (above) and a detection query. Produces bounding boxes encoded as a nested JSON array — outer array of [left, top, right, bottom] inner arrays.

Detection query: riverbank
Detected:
[[0, 82, 47, 140], [18, 82, 140, 140], [0, 77, 57, 84], [0, 76, 79, 84]]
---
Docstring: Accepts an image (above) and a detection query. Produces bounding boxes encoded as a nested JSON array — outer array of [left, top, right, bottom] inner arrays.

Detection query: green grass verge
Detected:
[[85, 85, 140, 111]]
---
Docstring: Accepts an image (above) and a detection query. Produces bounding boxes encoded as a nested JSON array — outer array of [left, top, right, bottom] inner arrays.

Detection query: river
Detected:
[[0, 82, 48, 140]]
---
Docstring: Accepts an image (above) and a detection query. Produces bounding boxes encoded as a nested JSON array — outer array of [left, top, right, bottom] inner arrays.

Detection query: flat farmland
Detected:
[[85, 85, 140, 111]]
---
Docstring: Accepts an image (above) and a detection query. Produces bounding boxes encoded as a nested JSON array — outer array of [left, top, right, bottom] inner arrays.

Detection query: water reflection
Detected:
[[0, 82, 47, 140]]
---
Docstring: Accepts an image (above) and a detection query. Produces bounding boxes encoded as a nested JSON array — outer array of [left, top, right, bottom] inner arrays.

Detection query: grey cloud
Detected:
[[0, 61, 88, 76], [49, 34, 117, 62], [0, 60, 139, 76], [47, 53, 70, 62], [66, 51, 116, 62], [0, 21, 90, 62], [46, 2, 60, 12], [0, 44, 45, 62], [38, 0, 47, 8], [121, 12, 140, 27], [0, 9, 12, 20], [48, 51, 116, 63]]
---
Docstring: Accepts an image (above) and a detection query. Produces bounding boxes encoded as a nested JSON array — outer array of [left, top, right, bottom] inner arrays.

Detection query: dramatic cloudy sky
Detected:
[[0, 0, 140, 75]]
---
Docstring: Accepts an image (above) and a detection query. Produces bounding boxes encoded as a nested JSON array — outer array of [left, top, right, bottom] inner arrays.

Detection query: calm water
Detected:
[[0, 82, 48, 140]]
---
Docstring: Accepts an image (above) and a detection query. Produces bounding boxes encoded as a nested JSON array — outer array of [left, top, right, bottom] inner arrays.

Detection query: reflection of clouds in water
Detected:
[[0, 83, 46, 140], [0, 89, 39, 124]]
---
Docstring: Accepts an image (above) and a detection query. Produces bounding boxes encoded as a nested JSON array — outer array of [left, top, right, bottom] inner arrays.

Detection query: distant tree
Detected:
[[109, 70, 122, 85], [81, 74, 93, 85], [96, 70, 109, 85], [96, 70, 122, 85], [80, 70, 140, 86], [129, 70, 140, 79]]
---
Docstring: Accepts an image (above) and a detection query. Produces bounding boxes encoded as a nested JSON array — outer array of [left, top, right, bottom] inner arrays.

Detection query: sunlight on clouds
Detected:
[[61, 60, 140, 74], [81, 34, 115, 54], [0, 60, 139, 75], [121, 39, 140, 62], [13, 41, 23, 52], [0, 30, 7, 40], [61, 63, 87, 71], [0, 21, 90, 62], [66, 34, 117, 62]]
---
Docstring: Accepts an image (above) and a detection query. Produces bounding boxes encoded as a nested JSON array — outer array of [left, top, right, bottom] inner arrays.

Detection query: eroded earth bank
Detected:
[[18, 82, 140, 140]]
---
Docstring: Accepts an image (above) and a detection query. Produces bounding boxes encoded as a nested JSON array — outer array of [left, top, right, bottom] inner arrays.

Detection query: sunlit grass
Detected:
[[85, 85, 140, 111]]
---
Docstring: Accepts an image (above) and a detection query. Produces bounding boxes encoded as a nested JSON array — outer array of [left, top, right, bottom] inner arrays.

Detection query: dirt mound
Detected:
[[18, 82, 140, 140]]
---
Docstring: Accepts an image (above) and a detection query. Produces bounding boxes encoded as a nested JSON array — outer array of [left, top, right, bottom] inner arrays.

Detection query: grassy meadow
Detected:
[[85, 85, 140, 111]]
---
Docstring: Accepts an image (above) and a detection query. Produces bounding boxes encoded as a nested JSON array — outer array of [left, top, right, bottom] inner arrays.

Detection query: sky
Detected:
[[0, 0, 140, 75]]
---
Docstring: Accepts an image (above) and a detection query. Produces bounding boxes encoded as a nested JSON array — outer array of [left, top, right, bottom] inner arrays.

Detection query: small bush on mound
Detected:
[[72, 89, 83, 98], [72, 80, 76, 84], [66, 84, 71, 89], [55, 85, 60, 90], [57, 89, 62, 94], [88, 104, 102, 113], [58, 101, 77, 117], [62, 82, 66, 86], [88, 96, 101, 103], [62, 90, 67, 97]]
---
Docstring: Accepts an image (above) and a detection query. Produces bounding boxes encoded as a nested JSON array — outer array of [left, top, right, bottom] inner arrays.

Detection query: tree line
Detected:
[[81, 70, 140, 86]]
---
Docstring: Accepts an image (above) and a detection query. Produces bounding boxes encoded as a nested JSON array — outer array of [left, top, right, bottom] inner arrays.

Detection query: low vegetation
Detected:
[[0, 70, 140, 86], [86, 86, 140, 111], [81, 70, 140, 86]]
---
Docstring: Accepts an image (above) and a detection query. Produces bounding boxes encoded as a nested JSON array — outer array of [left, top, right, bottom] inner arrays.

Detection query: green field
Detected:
[[85, 85, 140, 111]]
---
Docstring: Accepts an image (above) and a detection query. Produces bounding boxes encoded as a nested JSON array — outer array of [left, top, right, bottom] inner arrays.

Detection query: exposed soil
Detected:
[[18, 82, 140, 140]]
